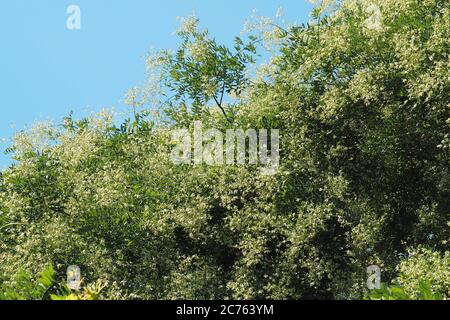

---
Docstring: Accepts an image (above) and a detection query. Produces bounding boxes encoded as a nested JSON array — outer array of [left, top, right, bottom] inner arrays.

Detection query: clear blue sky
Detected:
[[0, 0, 313, 168]]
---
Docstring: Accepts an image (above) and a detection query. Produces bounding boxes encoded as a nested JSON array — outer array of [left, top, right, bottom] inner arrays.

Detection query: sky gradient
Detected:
[[0, 0, 313, 168]]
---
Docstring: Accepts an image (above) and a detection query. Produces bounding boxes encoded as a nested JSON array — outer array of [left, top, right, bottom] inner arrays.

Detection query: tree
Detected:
[[0, 0, 448, 299]]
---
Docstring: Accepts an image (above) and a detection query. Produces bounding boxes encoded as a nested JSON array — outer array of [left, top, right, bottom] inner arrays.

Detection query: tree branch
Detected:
[[213, 80, 231, 122], [219, 81, 226, 106], [213, 95, 230, 122]]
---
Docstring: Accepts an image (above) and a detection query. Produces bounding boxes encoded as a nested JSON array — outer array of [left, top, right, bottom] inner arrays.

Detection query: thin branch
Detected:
[[219, 81, 226, 106], [211, 79, 231, 122], [213, 95, 231, 122]]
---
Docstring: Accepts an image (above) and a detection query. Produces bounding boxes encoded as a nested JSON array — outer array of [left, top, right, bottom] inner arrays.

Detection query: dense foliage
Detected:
[[0, 0, 448, 300], [0, 263, 104, 300]]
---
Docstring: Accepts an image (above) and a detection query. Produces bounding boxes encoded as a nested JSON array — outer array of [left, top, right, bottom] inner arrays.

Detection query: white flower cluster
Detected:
[[176, 13, 199, 36]]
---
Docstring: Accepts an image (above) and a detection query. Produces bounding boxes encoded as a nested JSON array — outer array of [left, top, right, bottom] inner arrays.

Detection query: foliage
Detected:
[[0, 264, 58, 300], [0, 0, 448, 300], [0, 263, 105, 300], [367, 248, 448, 300], [50, 280, 106, 301], [159, 14, 258, 122], [394, 248, 449, 299], [367, 281, 444, 300]]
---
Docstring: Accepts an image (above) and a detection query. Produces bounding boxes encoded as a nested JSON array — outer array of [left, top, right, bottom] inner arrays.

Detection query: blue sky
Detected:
[[0, 0, 313, 168]]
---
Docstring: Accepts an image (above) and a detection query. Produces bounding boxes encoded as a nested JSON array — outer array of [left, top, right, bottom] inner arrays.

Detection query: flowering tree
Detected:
[[0, 0, 448, 300]]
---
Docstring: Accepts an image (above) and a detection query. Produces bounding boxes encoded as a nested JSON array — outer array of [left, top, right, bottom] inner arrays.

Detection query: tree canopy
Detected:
[[0, 0, 448, 299]]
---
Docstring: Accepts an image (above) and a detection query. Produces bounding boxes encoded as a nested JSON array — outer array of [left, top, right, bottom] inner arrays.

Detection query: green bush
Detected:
[[0, 264, 58, 300], [367, 281, 444, 300], [394, 248, 449, 299], [0, 264, 106, 301]]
